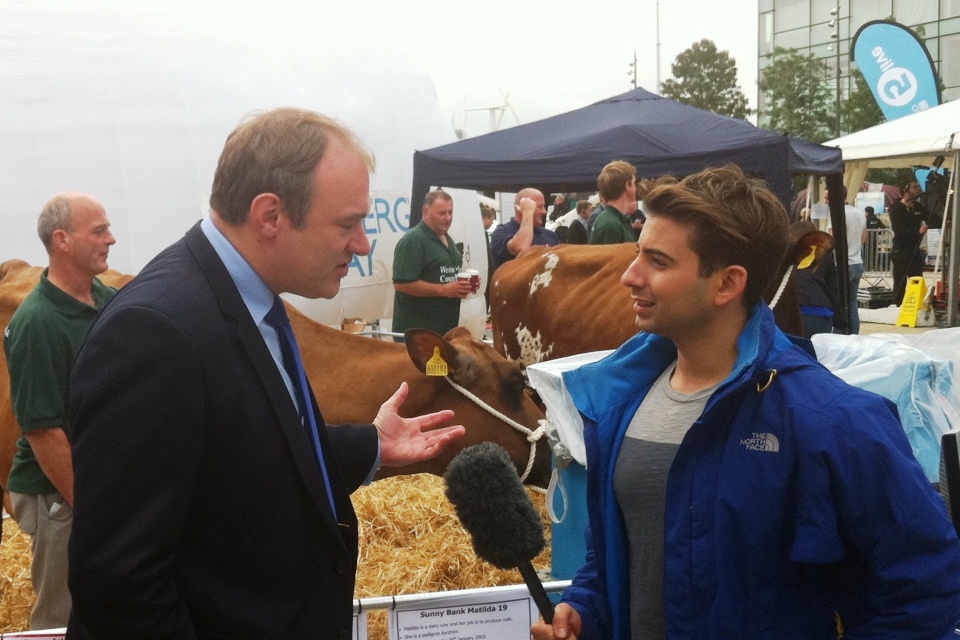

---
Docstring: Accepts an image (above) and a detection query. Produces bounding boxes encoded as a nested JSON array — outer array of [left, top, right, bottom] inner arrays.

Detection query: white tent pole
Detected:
[[934, 179, 951, 275], [948, 150, 959, 327]]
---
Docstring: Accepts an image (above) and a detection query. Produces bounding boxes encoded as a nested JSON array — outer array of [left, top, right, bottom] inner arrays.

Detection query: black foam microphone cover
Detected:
[[445, 443, 554, 623], [444, 442, 546, 568]]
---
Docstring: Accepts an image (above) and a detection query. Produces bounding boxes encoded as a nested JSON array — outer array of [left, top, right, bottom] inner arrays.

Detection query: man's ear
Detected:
[[51, 228, 70, 252], [249, 193, 284, 239], [714, 265, 747, 306]]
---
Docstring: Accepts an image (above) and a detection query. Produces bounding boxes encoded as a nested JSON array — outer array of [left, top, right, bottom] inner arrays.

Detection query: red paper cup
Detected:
[[466, 269, 480, 293]]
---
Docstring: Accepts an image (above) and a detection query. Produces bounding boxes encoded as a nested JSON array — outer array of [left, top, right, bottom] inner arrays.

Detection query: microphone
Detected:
[[444, 442, 554, 623]]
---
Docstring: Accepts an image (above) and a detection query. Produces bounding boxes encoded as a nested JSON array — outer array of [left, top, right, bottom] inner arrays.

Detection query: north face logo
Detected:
[[741, 432, 780, 452]]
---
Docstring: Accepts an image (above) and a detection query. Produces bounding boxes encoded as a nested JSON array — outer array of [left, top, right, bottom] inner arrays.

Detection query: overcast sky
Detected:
[[154, 0, 759, 137], [397, 0, 761, 135]]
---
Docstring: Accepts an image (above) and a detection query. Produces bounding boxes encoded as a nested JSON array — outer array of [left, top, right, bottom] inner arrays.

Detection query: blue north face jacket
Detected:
[[560, 303, 960, 640]]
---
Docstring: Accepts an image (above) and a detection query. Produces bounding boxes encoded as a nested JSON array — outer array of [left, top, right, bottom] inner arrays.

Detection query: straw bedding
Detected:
[[0, 516, 34, 632], [1, 474, 552, 638]]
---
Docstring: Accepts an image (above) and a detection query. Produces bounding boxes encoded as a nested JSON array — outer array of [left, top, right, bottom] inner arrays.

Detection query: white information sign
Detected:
[[811, 203, 830, 220], [389, 585, 536, 640], [353, 612, 368, 640], [926, 228, 942, 265]]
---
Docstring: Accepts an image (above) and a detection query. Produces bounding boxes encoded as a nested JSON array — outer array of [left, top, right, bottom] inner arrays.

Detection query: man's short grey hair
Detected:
[[37, 195, 73, 253], [210, 108, 375, 229], [423, 189, 453, 207]]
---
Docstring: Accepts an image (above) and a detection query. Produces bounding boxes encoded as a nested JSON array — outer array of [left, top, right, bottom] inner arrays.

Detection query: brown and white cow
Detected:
[[491, 232, 833, 366], [1, 260, 549, 519]]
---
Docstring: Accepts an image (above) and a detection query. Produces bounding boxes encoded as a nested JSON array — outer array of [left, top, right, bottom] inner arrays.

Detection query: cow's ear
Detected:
[[442, 329, 480, 387], [791, 231, 834, 266], [442, 326, 473, 341], [406, 328, 479, 387], [496, 361, 526, 411], [405, 329, 459, 375]]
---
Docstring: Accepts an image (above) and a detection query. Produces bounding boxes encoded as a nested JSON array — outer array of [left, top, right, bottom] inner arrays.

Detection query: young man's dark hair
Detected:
[[642, 165, 789, 308]]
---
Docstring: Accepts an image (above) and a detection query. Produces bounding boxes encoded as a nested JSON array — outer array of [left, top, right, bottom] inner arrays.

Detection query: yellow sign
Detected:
[[896, 277, 928, 327]]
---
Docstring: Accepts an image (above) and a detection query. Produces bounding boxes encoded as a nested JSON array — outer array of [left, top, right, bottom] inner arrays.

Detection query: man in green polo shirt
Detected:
[[591, 160, 639, 245], [392, 190, 472, 338], [4, 192, 117, 629]]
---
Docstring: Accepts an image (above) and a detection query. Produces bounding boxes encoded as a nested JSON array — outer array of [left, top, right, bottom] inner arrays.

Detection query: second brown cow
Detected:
[[491, 232, 833, 367]]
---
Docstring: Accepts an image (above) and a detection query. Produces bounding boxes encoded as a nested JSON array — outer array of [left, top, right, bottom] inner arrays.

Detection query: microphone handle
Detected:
[[518, 561, 554, 624]]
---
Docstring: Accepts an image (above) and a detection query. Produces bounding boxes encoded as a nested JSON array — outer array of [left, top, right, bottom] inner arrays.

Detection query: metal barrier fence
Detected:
[[858, 229, 894, 307], [863, 228, 893, 277], [353, 580, 571, 615], [0, 582, 575, 639]]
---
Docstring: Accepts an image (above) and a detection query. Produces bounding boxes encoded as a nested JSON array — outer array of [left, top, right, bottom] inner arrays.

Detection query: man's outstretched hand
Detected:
[[374, 382, 466, 466]]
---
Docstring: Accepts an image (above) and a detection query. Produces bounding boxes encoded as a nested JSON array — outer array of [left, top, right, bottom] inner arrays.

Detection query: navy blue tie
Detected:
[[265, 296, 337, 517]]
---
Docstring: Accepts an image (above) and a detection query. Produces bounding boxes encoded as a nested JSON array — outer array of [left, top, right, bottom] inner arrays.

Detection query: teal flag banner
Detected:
[[852, 20, 941, 121]]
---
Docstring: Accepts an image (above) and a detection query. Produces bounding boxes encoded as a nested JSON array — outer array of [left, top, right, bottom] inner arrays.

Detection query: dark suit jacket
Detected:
[[67, 223, 379, 640], [567, 217, 588, 244]]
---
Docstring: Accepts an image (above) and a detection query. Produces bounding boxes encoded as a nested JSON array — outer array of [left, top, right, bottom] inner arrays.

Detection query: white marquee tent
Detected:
[[825, 99, 960, 170], [825, 101, 960, 326]]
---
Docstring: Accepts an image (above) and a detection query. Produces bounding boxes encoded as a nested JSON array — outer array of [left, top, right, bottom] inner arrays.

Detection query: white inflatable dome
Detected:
[[0, 1, 488, 332]]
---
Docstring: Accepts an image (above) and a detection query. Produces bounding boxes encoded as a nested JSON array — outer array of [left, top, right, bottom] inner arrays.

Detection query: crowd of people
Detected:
[[5, 113, 956, 640], [404, 164, 935, 342]]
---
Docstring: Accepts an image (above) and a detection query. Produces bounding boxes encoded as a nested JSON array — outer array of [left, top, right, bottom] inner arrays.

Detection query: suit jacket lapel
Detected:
[[183, 224, 348, 546]]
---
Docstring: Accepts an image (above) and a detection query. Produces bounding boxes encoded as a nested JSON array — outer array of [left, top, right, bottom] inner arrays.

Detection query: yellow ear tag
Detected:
[[798, 245, 817, 270], [425, 346, 448, 377]]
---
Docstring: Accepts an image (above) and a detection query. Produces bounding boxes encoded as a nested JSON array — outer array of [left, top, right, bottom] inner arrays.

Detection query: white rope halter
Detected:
[[443, 376, 546, 483], [767, 264, 794, 310]]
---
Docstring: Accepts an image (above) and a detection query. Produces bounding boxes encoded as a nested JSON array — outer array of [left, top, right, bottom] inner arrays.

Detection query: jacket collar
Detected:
[[565, 302, 802, 424]]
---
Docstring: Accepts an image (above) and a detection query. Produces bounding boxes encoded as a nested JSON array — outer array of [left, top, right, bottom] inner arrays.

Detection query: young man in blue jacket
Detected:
[[532, 165, 960, 640]]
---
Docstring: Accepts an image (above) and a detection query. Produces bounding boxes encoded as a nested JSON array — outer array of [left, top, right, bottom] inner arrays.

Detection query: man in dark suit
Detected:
[[566, 201, 592, 244], [66, 108, 465, 640]]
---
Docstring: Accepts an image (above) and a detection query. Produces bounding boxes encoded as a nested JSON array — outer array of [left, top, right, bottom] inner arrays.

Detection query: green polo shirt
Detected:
[[4, 269, 116, 494], [392, 221, 462, 336], [590, 205, 635, 244]]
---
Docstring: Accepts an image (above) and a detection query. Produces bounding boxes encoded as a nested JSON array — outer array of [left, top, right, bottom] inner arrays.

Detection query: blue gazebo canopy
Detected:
[[411, 87, 842, 215]]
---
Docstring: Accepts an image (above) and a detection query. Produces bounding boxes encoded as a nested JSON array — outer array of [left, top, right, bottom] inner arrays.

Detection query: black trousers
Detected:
[[891, 245, 925, 305]]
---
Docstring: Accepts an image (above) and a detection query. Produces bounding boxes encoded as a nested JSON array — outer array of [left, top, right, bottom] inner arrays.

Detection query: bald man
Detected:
[[490, 188, 561, 271], [4, 192, 117, 628]]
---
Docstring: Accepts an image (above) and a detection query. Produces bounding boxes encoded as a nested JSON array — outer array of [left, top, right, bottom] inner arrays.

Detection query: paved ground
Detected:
[[859, 321, 934, 336], [856, 268, 955, 336]]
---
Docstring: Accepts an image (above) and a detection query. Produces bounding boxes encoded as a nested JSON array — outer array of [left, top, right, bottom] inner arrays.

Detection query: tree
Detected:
[[840, 67, 885, 134], [759, 47, 835, 142], [660, 38, 750, 120]]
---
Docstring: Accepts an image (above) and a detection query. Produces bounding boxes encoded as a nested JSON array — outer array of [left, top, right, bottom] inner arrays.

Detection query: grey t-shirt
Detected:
[[613, 363, 717, 640]]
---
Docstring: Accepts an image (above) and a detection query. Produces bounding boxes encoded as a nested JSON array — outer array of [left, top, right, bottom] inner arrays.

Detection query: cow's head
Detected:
[[404, 326, 551, 486], [406, 327, 528, 412], [763, 227, 836, 335]]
